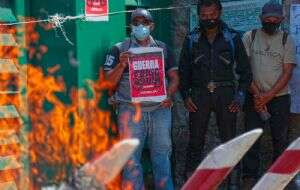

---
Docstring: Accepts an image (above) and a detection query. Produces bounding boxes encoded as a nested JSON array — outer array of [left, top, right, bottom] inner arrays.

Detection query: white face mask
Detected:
[[131, 24, 151, 41]]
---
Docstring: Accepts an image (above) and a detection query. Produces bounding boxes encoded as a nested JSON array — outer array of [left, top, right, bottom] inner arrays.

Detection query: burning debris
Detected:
[[40, 139, 139, 190]]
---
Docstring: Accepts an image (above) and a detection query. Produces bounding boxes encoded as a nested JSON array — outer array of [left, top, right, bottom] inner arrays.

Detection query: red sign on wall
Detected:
[[129, 47, 167, 103], [85, 0, 109, 21]]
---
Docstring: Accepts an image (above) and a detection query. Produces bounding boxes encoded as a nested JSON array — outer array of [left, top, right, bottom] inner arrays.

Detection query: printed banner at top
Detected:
[[85, 0, 109, 21], [129, 47, 167, 103]]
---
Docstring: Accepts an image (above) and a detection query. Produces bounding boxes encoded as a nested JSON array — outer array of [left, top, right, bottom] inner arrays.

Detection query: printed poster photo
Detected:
[[85, 0, 109, 21], [128, 47, 167, 103]]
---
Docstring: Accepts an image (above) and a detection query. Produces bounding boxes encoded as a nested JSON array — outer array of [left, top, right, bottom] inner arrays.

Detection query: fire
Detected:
[[0, 19, 122, 189], [0, 23, 22, 189], [27, 64, 119, 188]]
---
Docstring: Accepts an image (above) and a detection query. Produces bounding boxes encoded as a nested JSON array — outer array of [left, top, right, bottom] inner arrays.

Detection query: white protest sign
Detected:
[[128, 47, 167, 103]]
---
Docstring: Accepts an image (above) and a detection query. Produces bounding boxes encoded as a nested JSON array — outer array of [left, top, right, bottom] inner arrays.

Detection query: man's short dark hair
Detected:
[[197, 0, 223, 14]]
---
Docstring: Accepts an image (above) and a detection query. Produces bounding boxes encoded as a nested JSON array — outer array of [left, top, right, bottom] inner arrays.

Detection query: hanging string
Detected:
[[0, 5, 192, 45], [0, 5, 192, 26]]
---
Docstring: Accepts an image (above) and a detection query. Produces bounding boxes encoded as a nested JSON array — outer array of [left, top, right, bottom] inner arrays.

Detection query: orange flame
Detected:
[[0, 24, 22, 188], [0, 19, 122, 189]]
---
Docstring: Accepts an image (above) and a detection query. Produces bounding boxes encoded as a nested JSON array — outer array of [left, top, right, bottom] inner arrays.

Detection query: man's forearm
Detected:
[[105, 64, 126, 89], [167, 70, 179, 97]]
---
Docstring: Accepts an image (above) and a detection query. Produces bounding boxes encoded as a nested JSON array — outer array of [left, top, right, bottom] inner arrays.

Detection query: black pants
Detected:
[[242, 94, 290, 179], [186, 86, 237, 173]]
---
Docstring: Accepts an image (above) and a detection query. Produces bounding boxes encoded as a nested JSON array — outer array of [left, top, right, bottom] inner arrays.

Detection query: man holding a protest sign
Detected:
[[104, 8, 178, 190], [179, 0, 252, 188], [242, 2, 296, 188]]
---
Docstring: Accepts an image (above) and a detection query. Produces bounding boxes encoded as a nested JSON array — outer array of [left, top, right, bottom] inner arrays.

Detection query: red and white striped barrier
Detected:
[[59, 138, 139, 190], [81, 138, 140, 184], [181, 129, 263, 190], [253, 137, 300, 190]]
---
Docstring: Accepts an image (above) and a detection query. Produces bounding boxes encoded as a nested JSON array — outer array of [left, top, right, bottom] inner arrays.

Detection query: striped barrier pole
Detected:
[[0, 106, 23, 190], [59, 138, 139, 190], [80, 138, 140, 184], [253, 137, 300, 190], [181, 129, 263, 190]]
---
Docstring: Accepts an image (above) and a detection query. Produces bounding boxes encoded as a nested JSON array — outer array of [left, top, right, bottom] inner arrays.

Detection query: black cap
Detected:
[[261, 1, 283, 19], [131, 8, 153, 22]]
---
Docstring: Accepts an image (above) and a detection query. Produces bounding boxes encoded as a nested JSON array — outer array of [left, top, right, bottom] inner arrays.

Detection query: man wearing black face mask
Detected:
[[179, 0, 252, 189], [242, 2, 296, 189]]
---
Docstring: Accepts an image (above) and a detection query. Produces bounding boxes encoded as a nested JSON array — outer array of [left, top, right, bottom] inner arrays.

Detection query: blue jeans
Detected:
[[118, 104, 174, 190]]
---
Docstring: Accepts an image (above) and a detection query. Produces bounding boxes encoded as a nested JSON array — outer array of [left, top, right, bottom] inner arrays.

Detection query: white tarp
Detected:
[[189, 0, 270, 32], [222, 0, 270, 32], [289, 4, 300, 113]]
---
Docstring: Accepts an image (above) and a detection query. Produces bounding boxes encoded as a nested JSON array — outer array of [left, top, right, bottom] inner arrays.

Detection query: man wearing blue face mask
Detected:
[[104, 8, 178, 190]]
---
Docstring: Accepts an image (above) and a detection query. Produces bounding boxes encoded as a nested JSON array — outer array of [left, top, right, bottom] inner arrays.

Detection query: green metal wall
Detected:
[[13, 0, 126, 90], [13, 0, 171, 89], [150, 0, 173, 47], [26, 0, 77, 95], [76, 0, 126, 87]]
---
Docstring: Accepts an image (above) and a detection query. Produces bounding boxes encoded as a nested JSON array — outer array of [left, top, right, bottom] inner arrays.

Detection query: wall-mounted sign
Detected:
[[85, 0, 109, 21]]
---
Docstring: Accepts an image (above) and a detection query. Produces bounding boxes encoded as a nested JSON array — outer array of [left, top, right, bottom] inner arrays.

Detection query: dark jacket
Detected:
[[179, 22, 252, 100]]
